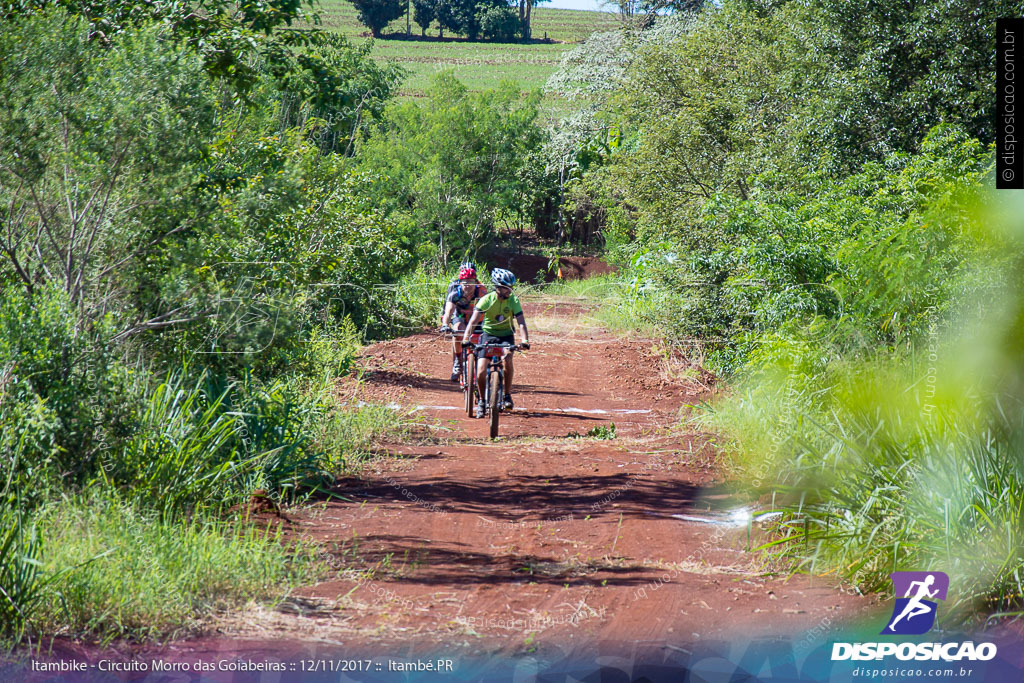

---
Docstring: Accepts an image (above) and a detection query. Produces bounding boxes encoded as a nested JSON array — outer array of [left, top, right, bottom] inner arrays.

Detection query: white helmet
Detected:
[[491, 268, 516, 288]]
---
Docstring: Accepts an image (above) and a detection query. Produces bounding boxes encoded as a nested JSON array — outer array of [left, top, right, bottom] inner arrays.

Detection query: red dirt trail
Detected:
[[182, 293, 879, 660]]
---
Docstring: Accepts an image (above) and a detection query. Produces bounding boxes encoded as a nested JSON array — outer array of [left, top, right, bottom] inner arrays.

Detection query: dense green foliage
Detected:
[[555, 0, 1015, 363], [702, 195, 1024, 623], [4, 0, 1020, 644], [355, 73, 548, 264], [0, 0, 563, 643], [349, 0, 538, 40], [542, 0, 1024, 622], [0, 5, 386, 644], [0, 0, 321, 92]]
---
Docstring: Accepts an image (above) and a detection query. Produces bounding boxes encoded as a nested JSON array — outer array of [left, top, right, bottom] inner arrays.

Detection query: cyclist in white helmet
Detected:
[[462, 268, 531, 418]]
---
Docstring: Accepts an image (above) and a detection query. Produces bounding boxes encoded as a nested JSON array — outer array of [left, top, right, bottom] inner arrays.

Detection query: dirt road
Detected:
[[204, 291, 877, 660]]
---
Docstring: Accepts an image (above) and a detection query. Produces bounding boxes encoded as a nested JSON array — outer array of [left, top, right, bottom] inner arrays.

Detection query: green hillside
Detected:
[[314, 0, 620, 101]]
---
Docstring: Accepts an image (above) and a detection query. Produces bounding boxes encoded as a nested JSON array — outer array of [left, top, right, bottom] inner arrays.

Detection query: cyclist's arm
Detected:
[[441, 301, 455, 327], [462, 308, 483, 344], [515, 312, 529, 345]]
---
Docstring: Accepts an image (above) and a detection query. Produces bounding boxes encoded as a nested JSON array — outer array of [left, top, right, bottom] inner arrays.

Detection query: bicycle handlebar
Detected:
[[465, 341, 523, 352], [439, 327, 483, 339]]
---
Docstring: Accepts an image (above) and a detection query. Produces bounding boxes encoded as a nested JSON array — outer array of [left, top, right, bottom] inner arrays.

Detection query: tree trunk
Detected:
[[524, 1, 532, 40]]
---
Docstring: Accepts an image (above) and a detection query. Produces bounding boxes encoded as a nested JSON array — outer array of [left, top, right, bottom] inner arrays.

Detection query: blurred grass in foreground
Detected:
[[701, 191, 1024, 626]]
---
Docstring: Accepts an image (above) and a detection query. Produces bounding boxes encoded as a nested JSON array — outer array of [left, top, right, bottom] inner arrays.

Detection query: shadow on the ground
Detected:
[[332, 471, 700, 521], [361, 368, 464, 394], [326, 534, 658, 588], [515, 410, 605, 422]]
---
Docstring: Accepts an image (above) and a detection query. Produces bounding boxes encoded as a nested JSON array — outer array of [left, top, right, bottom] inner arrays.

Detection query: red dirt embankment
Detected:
[[484, 249, 616, 284]]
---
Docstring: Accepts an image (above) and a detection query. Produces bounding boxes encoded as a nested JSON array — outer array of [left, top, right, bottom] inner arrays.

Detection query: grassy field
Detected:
[[312, 0, 620, 104]]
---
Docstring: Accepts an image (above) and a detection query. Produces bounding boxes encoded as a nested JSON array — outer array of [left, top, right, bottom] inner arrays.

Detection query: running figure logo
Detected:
[[882, 571, 949, 635]]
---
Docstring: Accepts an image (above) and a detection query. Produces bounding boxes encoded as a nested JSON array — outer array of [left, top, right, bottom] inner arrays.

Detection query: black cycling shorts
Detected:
[[479, 332, 515, 348]]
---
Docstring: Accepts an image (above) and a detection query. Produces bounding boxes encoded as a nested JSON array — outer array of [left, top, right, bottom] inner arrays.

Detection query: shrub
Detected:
[[478, 4, 521, 41], [0, 286, 134, 500], [699, 192, 1024, 624], [355, 73, 545, 266]]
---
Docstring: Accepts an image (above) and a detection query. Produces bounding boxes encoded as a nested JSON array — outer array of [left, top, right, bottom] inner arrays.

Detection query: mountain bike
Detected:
[[471, 341, 520, 439], [441, 327, 482, 417]]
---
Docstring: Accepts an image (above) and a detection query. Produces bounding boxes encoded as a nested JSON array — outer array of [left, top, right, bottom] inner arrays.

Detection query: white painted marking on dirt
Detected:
[[356, 401, 404, 410], [356, 401, 460, 412], [671, 514, 739, 526], [556, 407, 652, 415]]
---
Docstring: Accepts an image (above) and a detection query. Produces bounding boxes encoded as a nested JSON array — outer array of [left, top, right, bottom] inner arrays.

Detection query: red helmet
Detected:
[[458, 266, 477, 281]]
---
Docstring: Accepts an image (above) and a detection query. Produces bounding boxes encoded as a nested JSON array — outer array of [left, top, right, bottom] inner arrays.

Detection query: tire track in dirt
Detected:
[[210, 296, 880, 658]]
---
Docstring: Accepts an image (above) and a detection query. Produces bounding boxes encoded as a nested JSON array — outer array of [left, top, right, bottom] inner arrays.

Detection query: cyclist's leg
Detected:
[[451, 316, 466, 361], [474, 350, 488, 417], [476, 353, 487, 398], [476, 332, 504, 401], [504, 352, 514, 393], [489, 333, 515, 393]]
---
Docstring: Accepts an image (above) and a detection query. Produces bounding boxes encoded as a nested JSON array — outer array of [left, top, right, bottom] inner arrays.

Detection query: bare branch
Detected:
[[112, 309, 211, 342]]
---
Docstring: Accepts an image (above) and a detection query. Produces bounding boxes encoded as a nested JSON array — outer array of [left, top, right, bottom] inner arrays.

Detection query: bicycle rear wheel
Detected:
[[488, 370, 501, 439]]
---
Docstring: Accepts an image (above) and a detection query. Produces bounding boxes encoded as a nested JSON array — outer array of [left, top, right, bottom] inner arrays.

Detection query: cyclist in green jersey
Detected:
[[461, 268, 531, 418]]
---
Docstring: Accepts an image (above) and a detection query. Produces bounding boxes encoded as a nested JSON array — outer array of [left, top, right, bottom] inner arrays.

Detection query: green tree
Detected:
[[0, 8, 409, 372], [599, 0, 1019, 248], [0, 10, 219, 329], [349, 0, 405, 36], [478, 3, 521, 41], [451, 0, 483, 39], [412, 0, 436, 34], [791, 0, 1020, 157], [355, 73, 545, 264], [268, 33, 405, 154], [435, 0, 460, 37], [0, 0, 320, 91], [611, 4, 810, 243]]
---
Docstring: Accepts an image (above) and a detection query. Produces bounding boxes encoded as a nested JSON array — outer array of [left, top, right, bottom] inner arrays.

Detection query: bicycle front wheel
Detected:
[[464, 353, 475, 417], [488, 371, 501, 439]]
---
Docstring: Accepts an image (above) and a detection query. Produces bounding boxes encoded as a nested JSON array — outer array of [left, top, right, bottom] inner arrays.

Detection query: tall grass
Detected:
[[316, 401, 410, 471], [531, 274, 671, 338], [1, 369, 399, 645], [28, 492, 324, 642], [97, 369, 330, 513], [105, 372, 243, 512], [0, 508, 44, 642]]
